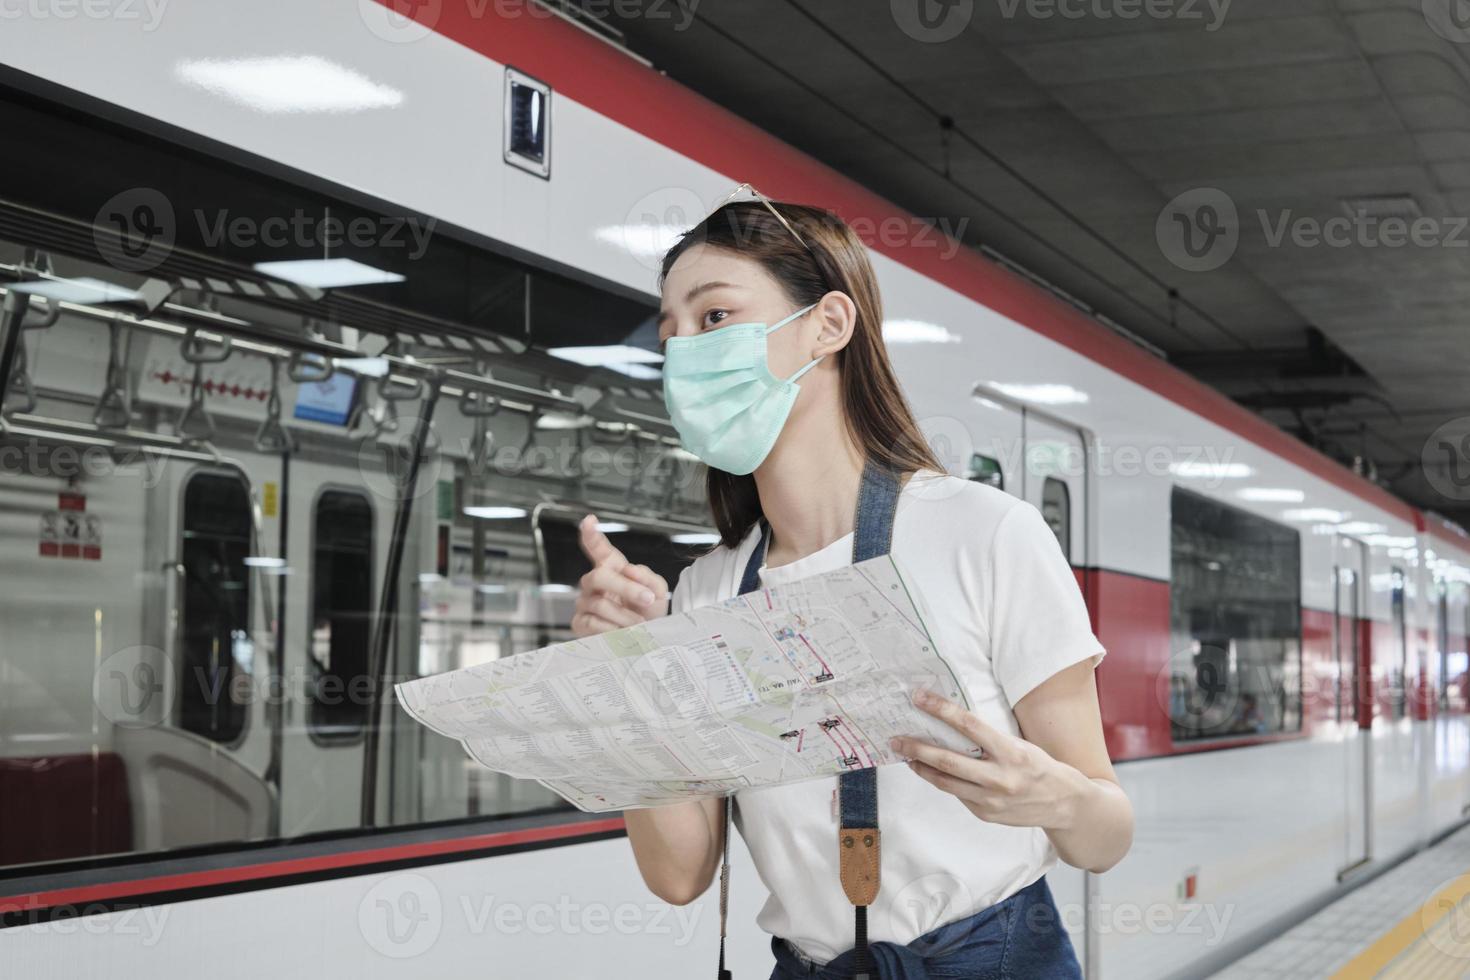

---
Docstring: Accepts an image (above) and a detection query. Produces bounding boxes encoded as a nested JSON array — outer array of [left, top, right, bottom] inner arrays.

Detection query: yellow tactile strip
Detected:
[[1331, 873, 1470, 979]]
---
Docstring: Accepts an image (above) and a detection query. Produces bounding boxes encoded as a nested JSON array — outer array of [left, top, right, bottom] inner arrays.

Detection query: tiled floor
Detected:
[[1207, 824, 1470, 979]]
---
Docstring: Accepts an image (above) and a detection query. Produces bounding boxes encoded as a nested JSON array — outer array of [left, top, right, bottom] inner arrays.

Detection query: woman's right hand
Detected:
[[571, 514, 670, 636]]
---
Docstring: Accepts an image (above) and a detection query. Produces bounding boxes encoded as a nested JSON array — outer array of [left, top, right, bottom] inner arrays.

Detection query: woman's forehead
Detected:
[[663, 245, 769, 298]]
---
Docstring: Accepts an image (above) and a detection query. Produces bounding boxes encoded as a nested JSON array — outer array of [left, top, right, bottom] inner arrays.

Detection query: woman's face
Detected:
[[657, 244, 815, 381]]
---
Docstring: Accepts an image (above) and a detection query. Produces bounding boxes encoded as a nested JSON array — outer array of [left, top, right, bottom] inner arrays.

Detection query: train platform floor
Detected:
[[1208, 822, 1470, 979]]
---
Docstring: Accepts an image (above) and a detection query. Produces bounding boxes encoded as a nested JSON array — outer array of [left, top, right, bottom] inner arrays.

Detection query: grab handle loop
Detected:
[[379, 373, 424, 401], [180, 329, 232, 364], [253, 359, 295, 454], [288, 351, 333, 384], [93, 322, 133, 428], [176, 362, 216, 441]]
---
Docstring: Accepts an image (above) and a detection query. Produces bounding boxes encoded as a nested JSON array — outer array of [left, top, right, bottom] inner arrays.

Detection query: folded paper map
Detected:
[[395, 555, 975, 812]]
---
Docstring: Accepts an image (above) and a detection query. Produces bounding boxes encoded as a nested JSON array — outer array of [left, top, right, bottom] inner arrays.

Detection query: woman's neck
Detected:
[[754, 408, 865, 568]]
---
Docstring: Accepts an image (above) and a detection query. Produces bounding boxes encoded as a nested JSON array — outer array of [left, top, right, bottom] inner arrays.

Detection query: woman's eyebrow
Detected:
[[657, 280, 744, 328]]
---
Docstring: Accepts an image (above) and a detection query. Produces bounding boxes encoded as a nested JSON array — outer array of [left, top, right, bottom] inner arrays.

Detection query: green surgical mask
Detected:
[[662, 303, 820, 476]]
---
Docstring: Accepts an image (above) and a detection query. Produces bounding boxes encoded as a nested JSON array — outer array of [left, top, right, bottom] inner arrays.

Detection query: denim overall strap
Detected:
[[733, 461, 901, 980]]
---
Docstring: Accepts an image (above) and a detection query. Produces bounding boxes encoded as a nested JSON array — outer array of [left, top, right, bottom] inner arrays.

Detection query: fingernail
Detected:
[[639, 590, 655, 606], [888, 737, 902, 752], [913, 690, 931, 706]]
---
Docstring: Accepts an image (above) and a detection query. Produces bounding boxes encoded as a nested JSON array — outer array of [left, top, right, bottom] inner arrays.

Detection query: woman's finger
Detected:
[[907, 758, 986, 805], [582, 564, 660, 609], [585, 595, 643, 630], [623, 563, 670, 603], [890, 736, 1006, 788], [912, 689, 1012, 760], [578, 514, 628, 571]]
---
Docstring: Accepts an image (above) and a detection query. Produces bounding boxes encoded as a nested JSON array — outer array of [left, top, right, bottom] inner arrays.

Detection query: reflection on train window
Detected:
[[538, 516, 702, 591], [1168, 488, 1302, 742], [309, 490, 375, 739], [1041, 477, 1071, 560], [966, 453, 1003, 490], [1390, 567, 1407, 719], [179, 471, 253, 744]]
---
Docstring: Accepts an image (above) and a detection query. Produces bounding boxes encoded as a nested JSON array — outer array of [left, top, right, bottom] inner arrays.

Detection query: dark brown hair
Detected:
[[659, 201, 941, 547]]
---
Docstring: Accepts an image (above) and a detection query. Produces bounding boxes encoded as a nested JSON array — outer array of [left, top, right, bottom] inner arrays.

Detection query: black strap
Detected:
[[722, 461, 902, 980]]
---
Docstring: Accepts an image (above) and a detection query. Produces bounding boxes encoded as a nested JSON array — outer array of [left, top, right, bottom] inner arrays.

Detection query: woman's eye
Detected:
[[702, 310, 729, 330]]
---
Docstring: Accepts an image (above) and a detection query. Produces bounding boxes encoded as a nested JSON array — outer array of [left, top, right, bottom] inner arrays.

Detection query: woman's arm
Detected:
[[570, 515, 726, 903], [623, 798, 726, 905], [890, 666, 1134, 874]]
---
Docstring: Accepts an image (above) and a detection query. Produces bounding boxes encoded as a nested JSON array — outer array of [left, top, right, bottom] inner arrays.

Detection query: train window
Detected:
[[1041, 477, 1071, 560], [179, 471, 253, 744], [308, 490, 375, 739], [1439, 584, 1452, 711], [966, 453, 1003, 490], [1168, 488, 1302, 742], [1391, 567, 1407, 719]]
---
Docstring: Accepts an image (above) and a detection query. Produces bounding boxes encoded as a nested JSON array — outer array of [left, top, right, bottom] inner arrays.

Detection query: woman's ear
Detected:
[[810, 291, 858, 358]]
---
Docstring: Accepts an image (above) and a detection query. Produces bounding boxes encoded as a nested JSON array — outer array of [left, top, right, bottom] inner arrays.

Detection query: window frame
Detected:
[[306, 485, 377, 745], [1041, 475, 1072, 561], [1166, 486, 1305, 746], [177, 467, 255, 748]]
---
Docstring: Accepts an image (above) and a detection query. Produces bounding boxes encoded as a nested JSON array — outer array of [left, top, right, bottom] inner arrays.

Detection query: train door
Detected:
[[1335, 537, 1371, 878], [1021, 413, 1087, 570], [932, 391, 1023, 495]]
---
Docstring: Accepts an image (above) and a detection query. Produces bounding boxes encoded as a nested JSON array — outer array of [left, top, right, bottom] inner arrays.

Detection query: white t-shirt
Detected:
[[669, 471, 1105, 964]]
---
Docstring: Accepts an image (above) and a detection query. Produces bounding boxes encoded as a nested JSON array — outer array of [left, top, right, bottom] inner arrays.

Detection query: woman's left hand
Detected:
[[889, 689, 1093, 832]]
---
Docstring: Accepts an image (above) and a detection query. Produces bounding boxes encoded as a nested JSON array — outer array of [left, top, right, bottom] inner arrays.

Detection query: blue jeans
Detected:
[[768, 877, 1082, 980]]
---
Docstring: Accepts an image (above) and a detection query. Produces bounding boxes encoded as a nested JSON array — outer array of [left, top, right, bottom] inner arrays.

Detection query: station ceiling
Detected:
[[590, 0, 1470, 526]]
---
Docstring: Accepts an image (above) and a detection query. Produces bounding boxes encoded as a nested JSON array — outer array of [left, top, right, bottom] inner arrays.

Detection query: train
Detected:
[[0, 3, 1466, 979]]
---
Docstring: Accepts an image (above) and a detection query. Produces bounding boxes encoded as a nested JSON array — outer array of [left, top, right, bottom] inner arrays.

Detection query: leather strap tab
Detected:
[[838, 825, 881, 906]]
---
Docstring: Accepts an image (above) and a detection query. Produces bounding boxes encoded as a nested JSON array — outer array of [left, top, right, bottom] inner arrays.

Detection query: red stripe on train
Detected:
[[0, 817, 624, 915]]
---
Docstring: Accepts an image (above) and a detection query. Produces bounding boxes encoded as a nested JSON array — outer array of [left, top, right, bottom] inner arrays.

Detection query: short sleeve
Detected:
[[669, 564, 696, 616], [987, 501, 1105, 707]]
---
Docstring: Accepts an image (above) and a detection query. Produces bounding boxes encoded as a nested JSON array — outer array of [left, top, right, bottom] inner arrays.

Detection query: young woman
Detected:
[[571, 190, 1133, 979]]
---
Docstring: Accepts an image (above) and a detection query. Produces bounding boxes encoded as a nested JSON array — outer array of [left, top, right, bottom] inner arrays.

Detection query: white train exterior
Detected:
[[0, 4, 1466, 979]]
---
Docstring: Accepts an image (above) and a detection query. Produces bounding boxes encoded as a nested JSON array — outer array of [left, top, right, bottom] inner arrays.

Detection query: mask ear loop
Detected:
[[764, 303, 817, 335]]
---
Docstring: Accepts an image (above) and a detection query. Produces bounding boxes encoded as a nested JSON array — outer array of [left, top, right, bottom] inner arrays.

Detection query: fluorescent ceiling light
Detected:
[[476, 584, 508, 594], [464, 505, 528, 519], [989, 382, 1089, 406], [1169, 461, 1252, 479], [671, 531, 720, 545], [1365, 534, 1417, 550], [1283, 508, 1346, 523], [537, 412, 595, 431], [883, 320, 961, 344], [598, 522, 630, 533], [1336, 521, 1387, 536], [594, 224, 687, 260], [176, 55, 403, 114], [243, 555, 287, 568], [255, 258, 404, 289], [663, 446, 702, 464], [9, 277, 142, 304], [548, 345, 663, 380], [538, 583, 576, 594], [333, 356, 390, 378], [1236, 488, 1305, 503]]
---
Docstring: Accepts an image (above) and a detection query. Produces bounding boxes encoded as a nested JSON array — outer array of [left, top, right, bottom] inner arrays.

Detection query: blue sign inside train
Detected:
[[292, 376, 357, 426]]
